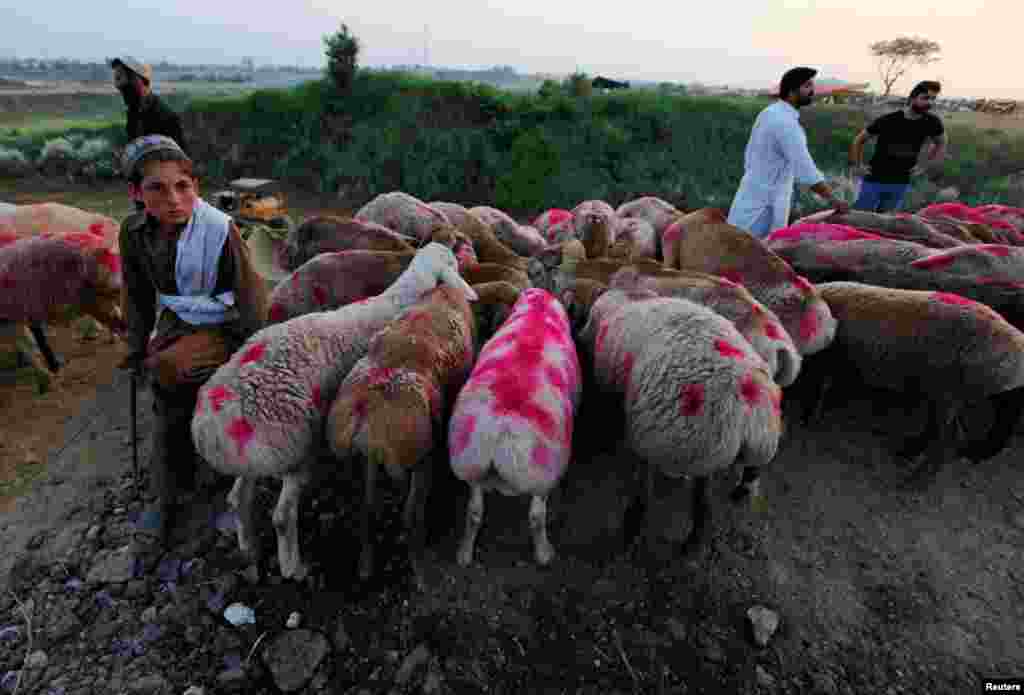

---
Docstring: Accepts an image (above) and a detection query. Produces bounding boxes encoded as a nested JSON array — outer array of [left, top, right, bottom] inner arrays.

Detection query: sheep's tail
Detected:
[[450, 408, 540, 496]]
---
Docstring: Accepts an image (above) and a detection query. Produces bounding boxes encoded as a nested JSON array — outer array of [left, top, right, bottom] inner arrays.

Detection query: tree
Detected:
[[564, 70, 592, 98], [869, 36, 941, 97], [324, 23, 360, 93]]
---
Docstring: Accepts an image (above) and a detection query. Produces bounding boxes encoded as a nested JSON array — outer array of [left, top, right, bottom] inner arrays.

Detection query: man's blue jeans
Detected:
[[853, 180, 911, 213]]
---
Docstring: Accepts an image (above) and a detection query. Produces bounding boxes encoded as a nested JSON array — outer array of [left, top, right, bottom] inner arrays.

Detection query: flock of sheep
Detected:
[[4, 192, 1024, 590]]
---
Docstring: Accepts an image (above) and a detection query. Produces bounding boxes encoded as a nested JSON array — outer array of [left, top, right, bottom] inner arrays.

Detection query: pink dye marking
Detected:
[[792, 276, 814, 295], [595, 322, 611, 354], [268, 303, 285, 323], [546, 364, 569, 393], [751, 303, 764, 316], [771, 389, 783, 416], [226, 417, 255, 458], [0, 231, 18, 246], [717, 275, 740, 288], [96, 250, 121, 275], [798, 309, 819, 344], [87, 222, 107, 237], [739, 373, 762, 406], [715, 338, 746, 360], [679, 383, 705, 416], [530, 443, 556, 472], [312, 284, 328, 306], [290, 273, 301, 288], [311, 385, 326, 414], [239, 342, 267, 366], [911, 253, 957, 270], [763, 322, 783, 340], [663, 223, 683, 242], [207, 385, 235, 413], [721, 269, 744, 285], [367, 366, 398, 385], [977, 245, 1012, 257], [450, 413, 477, 457], [933, 292, 974, 306]]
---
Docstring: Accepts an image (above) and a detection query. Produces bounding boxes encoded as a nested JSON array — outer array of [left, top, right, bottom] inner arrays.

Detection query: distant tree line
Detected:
[[0, 57, 320, 83]]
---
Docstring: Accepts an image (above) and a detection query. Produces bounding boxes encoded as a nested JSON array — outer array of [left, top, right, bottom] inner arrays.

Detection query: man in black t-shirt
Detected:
[[849, 80, 947, 212]]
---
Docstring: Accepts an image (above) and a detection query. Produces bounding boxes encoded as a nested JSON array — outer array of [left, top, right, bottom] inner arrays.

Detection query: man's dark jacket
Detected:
[[127, 94, 187, 154]]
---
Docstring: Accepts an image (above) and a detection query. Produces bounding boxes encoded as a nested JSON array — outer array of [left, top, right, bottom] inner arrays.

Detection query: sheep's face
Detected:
[[414, 242, 478, 301]]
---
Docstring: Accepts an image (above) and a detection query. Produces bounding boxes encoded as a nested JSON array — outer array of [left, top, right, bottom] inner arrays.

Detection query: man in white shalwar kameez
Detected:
[[727, 67, 849, 238]]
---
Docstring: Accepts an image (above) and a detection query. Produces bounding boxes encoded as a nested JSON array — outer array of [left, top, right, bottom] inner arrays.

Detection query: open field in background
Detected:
[[2, 73, 1024, 220]]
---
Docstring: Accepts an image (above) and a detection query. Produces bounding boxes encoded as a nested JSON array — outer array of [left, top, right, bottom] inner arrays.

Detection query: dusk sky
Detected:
[[6, 1, 1015, 99]]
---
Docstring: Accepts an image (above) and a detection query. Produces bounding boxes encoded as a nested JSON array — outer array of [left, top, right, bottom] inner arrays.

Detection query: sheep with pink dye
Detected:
[[355, 191, 454, 245], [469, 206, 547, 257], [191, 243, 477, 581], [615, 196, 681, 240], [533, 209, 574, 244], [448, 288, 581, 567], [281, 216, 415, 272], [578, 288, 783, 554]]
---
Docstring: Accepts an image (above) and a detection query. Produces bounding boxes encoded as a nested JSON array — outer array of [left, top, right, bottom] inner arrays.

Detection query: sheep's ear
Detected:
[[440, 266, 478, 301]]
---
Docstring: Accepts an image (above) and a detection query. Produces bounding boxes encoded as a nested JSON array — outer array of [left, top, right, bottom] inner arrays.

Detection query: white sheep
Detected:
[[469, 206, 547, 257], [448, 288, 581, 566], [615, 196, 681, 240], [355, 191, 453, 244], [191, 243, 478, 581], [578, 288, 783, 554]]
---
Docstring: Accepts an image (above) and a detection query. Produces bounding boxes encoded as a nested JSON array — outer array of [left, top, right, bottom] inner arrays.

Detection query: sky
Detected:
[[5, 1, 1018, 99]]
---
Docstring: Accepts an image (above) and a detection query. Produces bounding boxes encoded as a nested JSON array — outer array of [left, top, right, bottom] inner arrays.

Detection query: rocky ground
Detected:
[[0, 347, 1022, 694]]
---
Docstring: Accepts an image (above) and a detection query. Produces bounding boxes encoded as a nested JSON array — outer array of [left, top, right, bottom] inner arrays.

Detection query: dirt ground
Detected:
[[0, 178, 1022, 694]]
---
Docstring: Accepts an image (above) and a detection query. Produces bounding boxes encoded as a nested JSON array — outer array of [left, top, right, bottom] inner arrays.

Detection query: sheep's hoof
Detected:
[[455, 547, 474, 568], [358, 549, 374, 581], [535, 544, 556, 567]]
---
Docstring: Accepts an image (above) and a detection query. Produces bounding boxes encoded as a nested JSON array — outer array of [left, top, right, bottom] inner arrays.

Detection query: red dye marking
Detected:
[[721, 269, 744, 285], [715, 338, 746, 360], [679, 383, 705, 416], [239, 342, 267, 366], [471, 299, 564, 442], [450, 413, 477, 457], [763, 322, 783, 340], [207, 385, 235, 413], [311, 385, 327, 414], [595, 322, 611, 353], [268, 303, 285, 323], [194, 397, 204, 416], [531, 443, 556, 472], [771, 388, 783, 416], [767, 223, 881, 243], [367, 366, 398, 385], [750, 303, 764, 316], [798, 308, 819, 344], [792, 276, 814, 295], [985, 219, 1018, 233], [546, 364, 568, 393], [87, 222, 107, 237], [290, 273, 301, 288], [663, 222, 683, 242], [739, 373, 762, 406], [96, 249, 121, 275], [933, 292, 974, 306], [0, 231, 18, 246], [911, 253, 957, 270], [977, 244, 1012, 257], [312, 284, 328, 305], [226, 417, 255, 458]]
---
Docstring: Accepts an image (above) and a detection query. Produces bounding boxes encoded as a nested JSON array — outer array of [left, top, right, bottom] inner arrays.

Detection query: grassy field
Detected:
[[2, 74, 1024, 218]]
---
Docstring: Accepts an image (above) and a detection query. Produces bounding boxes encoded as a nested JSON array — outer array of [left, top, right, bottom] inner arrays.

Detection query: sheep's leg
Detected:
[[680, 475, 710, 554], [958, 387, 1024, 463], [273, 470, 311, 581], [620, 463, 653, 552], [28, 322, 62, 373], [456, 484, 485, 567], [358, 454, 378, 581], [906, 398, 957, 484], [729, 466, 761, 504], [405, 460, 434, 590], [529, 494, 556, 566], [227, 476, 260, 563]]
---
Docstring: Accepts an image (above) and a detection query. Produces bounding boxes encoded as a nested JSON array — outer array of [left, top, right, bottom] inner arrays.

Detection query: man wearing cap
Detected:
[[727, 66, 849, 238], [116, 135, 267, 566], [111, 57, 187, 154], [849, 80, 946, 212]]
